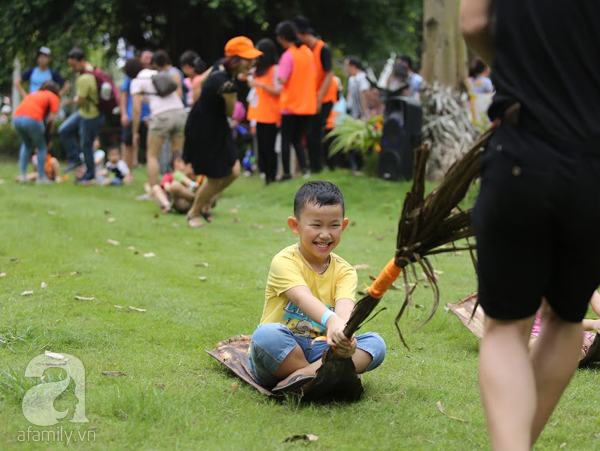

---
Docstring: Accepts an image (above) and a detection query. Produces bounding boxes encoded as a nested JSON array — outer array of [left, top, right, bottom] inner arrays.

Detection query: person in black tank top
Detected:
[[461, 1, 600, 449]]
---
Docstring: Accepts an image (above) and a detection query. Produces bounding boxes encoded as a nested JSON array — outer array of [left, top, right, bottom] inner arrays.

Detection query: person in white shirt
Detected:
[[126, 55, 187, 187]]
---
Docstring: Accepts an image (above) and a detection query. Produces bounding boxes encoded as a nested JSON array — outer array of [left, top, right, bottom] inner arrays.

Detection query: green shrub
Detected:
[[0, 123, 19, 157]]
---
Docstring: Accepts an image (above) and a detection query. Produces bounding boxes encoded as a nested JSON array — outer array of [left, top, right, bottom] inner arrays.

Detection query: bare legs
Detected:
[[530, 305, 582, 443], [146, 134, 184, 188], [479, 304, 582, 451], [146, 133, 165, 187], [187, 160, 240, 228]]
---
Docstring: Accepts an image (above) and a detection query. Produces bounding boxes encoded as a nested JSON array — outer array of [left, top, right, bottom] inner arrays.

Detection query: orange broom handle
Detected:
[[367, 258, 402, 299]]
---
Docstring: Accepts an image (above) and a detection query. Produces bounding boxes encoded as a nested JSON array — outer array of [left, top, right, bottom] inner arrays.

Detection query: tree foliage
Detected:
[[0, 0, 422, 90]]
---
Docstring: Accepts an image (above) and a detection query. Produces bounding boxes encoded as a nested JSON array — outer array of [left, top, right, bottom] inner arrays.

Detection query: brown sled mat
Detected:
[[205, 335, 274, 397], [446, 294, 485, 339], [206, 335, 364, 401], [447, 294, 600, 367]]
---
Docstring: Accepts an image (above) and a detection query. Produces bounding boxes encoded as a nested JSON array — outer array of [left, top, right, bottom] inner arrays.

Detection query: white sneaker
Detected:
[[302, 170, 311, 179], [36, 177, 53, 185], [16, 175, 28, 184]]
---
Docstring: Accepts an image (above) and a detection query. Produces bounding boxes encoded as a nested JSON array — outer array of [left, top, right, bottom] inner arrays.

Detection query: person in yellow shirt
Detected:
[[249, 181, 385, 394], [59, 48, 105, 184]]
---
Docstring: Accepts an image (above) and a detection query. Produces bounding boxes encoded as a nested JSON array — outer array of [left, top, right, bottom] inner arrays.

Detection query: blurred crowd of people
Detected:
[[7, 16, 492, 227]]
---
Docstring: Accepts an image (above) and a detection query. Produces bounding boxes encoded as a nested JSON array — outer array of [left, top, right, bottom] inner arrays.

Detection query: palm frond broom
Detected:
[[300, 127, 494, 402]]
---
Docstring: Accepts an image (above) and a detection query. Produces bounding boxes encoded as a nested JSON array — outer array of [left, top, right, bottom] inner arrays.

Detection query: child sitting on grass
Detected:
[[150, 151, 203, 214], [249, 181, 386, 394], [96, 147, 130, 186], [24, 152, 63, 183], [74, 137, 105, 181]]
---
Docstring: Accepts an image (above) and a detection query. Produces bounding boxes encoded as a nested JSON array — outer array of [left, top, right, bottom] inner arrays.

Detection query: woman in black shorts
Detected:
[[183, 37, 262, 228]]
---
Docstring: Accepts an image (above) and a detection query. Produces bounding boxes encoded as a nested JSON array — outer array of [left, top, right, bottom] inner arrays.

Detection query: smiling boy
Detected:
[[248, 181, 385, 394]]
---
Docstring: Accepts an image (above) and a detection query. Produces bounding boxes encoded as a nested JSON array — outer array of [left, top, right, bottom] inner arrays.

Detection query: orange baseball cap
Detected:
[[224, 36, 263, 59]]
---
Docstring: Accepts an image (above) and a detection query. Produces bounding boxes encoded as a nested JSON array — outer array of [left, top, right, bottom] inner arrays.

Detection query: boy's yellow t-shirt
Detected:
[[260, 243, 357, 339]]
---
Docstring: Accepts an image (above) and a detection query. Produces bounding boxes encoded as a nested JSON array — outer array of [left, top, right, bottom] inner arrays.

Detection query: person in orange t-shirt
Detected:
[[275, 21, 317, 181], [12, 80, 60, 184], [247, 38, 282, 185], [293, 16, 336, 174]]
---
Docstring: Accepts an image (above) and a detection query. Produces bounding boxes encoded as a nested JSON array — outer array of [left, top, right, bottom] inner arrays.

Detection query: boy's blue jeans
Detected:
[[59, 112, 105, 180], [248, 323, 386, 388], [13, 116, 46, 178]]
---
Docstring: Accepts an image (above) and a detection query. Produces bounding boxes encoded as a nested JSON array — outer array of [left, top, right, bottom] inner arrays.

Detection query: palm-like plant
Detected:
[[325, 115, 384, 157]]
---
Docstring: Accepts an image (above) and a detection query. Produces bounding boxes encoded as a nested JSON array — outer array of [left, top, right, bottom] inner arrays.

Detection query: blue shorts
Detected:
[[248, 322, 386, 388], [96, 176, 123, 186]]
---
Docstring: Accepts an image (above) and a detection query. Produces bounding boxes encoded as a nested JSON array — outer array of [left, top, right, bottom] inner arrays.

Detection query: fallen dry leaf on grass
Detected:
[[94, 249, 99, 254], [114, 305, 146, 313], [41, 359, 68, 366], [107, 218, 116, 223], [0, 273, 6, 278], [195, 262, 210, 267], [283, 434, 319, 443], [198, 276, 207, 282], [45, 351, 65, 360], [143, 253, 155, 258], [75, 296, 95, 301], [232, 218, 241, 223], [10, 258, 19, 263], [436, 400, 469, 423], [0, 179, 5, 184], [437, 401, 446, 414], [230, 208, 238, 214], [273, 228, 286, 233], [354, 264, 373, 270], [47, 211, 56, 215], [104, 210, 110, 215], [230, 382, 239, 393], [21, 291, 33, 296], [102, 371, 126, 376], [49, 271, 81, 278], [127, 246, 135, 251], [107, 239, 120, 246], [41, 282, 47, 289]]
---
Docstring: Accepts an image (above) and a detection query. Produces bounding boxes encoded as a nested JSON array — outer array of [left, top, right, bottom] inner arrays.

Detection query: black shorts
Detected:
[[473, 122, 600, 322], [121, 121, 148, 148]]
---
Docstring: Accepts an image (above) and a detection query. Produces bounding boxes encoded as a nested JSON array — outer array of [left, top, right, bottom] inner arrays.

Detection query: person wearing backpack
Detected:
[[58, 47, 107, 184], [126, 54, 187, 187]]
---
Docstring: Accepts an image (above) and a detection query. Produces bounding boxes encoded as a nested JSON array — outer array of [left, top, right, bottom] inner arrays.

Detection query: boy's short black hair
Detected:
[[294, 181, 345, 217]]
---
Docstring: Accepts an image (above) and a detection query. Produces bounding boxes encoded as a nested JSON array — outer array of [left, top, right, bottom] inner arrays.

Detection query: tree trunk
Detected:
[[421, 0, 468, 88]]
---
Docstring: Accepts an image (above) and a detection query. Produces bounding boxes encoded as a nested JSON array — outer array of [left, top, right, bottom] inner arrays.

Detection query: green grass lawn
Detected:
[[1, 160, 599, 450]]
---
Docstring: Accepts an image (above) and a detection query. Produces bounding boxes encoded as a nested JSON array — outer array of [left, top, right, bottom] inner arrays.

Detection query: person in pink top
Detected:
[[531, 291, 600, 360], [12, 80, 60, 184]]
